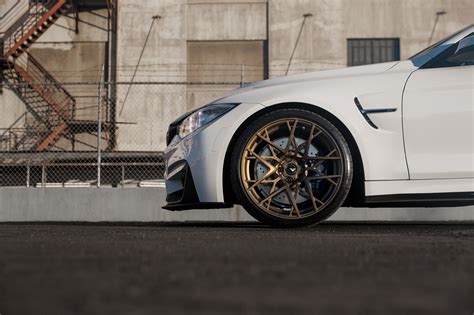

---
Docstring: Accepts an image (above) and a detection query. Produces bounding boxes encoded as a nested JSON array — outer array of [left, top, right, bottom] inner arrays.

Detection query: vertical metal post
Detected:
[[75, 10, 79, 34], [26, 165, 30, 187], [0, 38, 4, 95], [263, 1, 269, 80], [121, 165, 125, 188], [109, 1, 118, 150], [97, 66, 104, 188], [240, 64, 245, 87], [71, 97, 76, 150], [41, 165, 46, 187], [104, 41, 110, 121]]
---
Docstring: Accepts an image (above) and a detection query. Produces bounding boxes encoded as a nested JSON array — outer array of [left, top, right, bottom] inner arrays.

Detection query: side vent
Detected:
[[353, 97, 397, 129]]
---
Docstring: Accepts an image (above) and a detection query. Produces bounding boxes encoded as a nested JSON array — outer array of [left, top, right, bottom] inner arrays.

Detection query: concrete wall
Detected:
[[187, 0, 267, 41], [114, 0, 473, 149], [115, 0, 269, 150], [116, 0, 187, 151], [186, 41, 264, 110], [0, 187, 473, 222], [269, 0, 474, 76], [32, 8, 108, 78]]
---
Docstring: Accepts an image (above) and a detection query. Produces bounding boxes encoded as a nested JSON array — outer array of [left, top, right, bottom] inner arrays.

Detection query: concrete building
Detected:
[[1, 0, 473, 153]]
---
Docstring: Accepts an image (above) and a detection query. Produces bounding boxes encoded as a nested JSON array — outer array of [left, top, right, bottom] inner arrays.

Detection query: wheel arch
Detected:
[[222, 102, 366, 207]]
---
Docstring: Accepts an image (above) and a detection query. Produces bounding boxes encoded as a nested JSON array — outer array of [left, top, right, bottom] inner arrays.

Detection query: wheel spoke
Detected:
[[299, 188, 325, 206], [304, 124, 315, 156], [264, 129, 278, 158], [265, 178, 281, 210], [246, 149, 277, 170], [246, 178, 279, 185], [248, 171, 277, 190], [245, 155, 279, 162], [304, 179, 319, 212], [304, 156, 341, 161], [306, 174, 341, 186], [256, 132, 285, 155], [285, 119, 298, 153], [245, 149, 280, 190], [303, 149, 341, 161], [258, 186, 286, 206], [285, 183, 300, 217], [304, 149, 341, 170], [295, 125, 322, 157]]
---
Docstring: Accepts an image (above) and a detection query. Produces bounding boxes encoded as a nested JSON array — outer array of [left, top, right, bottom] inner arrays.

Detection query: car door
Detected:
[[403, 34, 474, 179]]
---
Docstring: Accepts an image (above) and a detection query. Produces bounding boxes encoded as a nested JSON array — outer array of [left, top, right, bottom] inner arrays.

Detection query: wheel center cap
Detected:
[[284, 162, 298, 176]]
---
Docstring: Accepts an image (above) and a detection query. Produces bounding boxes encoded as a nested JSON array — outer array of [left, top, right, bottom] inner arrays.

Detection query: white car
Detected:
[[164, 25, 474, 227]]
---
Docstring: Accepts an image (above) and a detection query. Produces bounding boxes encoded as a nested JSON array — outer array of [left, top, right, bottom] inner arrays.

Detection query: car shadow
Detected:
[[1, 220, 473, 229]]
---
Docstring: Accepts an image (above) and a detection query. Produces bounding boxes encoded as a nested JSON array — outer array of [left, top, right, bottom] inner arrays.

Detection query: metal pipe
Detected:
[[286, 13, 313, 76], [119, 14, 161, 116], [97, 65, 104, 187], [26, 164, 30, 187], [121, 165, 125, 188], [428, 11, 447, 46], [41, 164, 46, 186]]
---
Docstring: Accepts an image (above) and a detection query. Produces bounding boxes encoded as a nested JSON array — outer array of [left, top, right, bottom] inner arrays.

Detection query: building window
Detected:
[[347, 38, 400, 66]]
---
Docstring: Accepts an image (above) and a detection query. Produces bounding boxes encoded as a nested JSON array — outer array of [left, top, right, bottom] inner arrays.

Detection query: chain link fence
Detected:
[[0, 58, 346, 188], [0, 79, 243, 187]]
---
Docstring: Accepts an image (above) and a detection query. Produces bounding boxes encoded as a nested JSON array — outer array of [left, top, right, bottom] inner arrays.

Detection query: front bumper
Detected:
[[162, 160, 232, 211], [162, 102, 265, 211]]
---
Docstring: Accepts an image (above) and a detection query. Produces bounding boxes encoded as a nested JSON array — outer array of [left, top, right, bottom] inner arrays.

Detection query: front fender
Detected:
[[220, 69, 412, 181]]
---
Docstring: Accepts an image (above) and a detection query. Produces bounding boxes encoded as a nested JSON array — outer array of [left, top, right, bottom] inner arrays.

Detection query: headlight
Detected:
[[178, 103, 237, 139]]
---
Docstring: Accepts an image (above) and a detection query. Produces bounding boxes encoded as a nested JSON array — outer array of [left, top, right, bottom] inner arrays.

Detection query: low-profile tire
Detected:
[[230, 108, 353, 227]]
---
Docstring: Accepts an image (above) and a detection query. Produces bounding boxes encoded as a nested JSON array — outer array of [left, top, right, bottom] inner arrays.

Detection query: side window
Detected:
[[425, 34, 474, 68]]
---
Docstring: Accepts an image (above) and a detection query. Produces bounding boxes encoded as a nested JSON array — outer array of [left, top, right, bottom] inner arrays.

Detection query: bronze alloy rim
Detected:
[[240, 118, 344, 219]]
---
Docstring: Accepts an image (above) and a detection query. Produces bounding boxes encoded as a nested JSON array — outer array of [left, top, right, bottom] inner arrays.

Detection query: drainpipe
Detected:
[[0, 38, 3, 95], [428, 11, 447, 46], [285, 13, 313, 76]]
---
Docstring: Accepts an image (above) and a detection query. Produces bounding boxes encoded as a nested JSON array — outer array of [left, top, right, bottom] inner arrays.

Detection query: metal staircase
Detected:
[[1, 0, 110, 151], [2, 0, 73, 59], [3, 51, 75, 150]]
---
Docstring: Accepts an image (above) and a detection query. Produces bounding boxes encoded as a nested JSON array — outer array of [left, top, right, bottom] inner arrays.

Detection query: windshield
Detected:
[[409, 25, 473, 59], [409, 37, 451, 59]]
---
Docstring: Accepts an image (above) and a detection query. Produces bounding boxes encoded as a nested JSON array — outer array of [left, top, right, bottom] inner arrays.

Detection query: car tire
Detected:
[[230, 108, 353, 227]]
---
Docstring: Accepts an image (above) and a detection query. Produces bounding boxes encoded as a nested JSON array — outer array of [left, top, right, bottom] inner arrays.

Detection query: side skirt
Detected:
[[364, 192, 474, 208]]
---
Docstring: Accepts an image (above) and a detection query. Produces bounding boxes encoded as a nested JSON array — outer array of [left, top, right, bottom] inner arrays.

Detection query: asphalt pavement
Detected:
[[0, 222, 473, 315]]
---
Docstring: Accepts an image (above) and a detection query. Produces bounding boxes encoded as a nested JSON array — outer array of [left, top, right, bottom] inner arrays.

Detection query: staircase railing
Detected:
[[0, 0, 82, 151], [2, 52, 76, 150], [11, 52, 75, 122], [0, 129, 19, 150], [0, 0, 29, 34], [2, 0, 69, 58], [0, 112, 26, 150], [13, 119, 52, 150]]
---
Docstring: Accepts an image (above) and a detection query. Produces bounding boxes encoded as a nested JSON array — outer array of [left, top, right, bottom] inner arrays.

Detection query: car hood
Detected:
[[215, 61, 400, 101]]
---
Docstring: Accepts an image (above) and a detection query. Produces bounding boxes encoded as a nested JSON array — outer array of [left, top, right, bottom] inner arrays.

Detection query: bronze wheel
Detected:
[[231, 108, 352, 227]]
